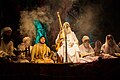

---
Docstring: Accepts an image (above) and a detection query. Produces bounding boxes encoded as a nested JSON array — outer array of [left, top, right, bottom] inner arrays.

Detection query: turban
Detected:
[[82, 36, 89, 42], [22, 37, 31, 43]]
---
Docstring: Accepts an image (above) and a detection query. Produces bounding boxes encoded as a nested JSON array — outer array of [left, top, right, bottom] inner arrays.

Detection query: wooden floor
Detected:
[[0, 58, 120, 80]]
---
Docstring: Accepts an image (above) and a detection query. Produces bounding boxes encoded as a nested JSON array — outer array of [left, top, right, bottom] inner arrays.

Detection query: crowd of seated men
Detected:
[[0, 26, 120, 63]]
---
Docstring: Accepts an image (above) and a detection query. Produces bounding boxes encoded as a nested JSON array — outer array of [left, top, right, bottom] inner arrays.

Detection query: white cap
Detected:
[[82, 36, 89, 42], [22, 37, 31, 43]]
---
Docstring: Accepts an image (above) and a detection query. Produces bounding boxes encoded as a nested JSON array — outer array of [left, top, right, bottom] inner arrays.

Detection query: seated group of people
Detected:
[[56, 22, 120, 63], [0, 22, 120, 63], [0, 27, 57, 63]]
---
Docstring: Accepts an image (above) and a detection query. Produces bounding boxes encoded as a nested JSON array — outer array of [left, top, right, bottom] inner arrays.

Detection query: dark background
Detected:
[[0, 0, 120, 48]]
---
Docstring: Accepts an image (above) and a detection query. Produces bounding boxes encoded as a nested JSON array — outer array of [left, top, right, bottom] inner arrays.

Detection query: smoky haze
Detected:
[[19, 0, 104, 46]]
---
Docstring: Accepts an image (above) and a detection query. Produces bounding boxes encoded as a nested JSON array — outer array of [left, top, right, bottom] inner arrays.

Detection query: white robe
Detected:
[[101, 35, 120, 55], [101, 43, 120, 55], [57, 32, 80, 63], [79, 43, 99, 63], [79, 44, 94, 56]]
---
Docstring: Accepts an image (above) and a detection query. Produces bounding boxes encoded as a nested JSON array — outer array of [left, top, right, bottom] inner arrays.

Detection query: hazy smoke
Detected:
[[19, 0, 73, 46], [68, 0, 103, 44], [47, 0, 73, 45], [19, 6, 53, 45], [19, 0, 103, 46], [75, 4, 103, 42]]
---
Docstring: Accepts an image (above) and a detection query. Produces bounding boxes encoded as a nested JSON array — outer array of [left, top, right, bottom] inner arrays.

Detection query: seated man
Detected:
[[0, 27, 15, 57], [0, 27, 16, 63], [31, 36, 54, 63], [79, 36, 95, 58], [17, 37, 32, 63], [101, 34, 120, 57], [79, 36, 99, 63]]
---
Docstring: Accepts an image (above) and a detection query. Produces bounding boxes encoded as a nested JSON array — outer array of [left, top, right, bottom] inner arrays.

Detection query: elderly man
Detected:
[[78, 36, 99, 63], [56, 22, 80, 63], [79, 36, 95, 58]]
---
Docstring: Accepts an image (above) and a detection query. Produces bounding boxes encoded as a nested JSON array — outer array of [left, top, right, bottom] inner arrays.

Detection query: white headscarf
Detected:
[[101, 34, 120, 54], [82, 36, 89, 43], [63, 22, 72, 34]]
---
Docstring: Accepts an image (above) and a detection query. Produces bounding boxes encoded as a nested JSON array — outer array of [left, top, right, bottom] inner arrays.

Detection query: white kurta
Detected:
[[79, 44, 99, 63], [79, 44, 94, 54], [57, 32, 80, 63]]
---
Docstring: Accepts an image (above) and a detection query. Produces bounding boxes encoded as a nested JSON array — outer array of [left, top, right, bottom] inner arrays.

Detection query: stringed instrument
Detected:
[[80, 52, 95, 58], [56, 12, 65, 51]]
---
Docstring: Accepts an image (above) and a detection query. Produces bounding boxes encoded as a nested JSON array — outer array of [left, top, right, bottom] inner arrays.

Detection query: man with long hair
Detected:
[[31, 36, 54, 63]]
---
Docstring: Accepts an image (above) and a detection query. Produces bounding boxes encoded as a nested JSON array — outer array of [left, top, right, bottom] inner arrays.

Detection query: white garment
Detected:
[[79, 44, 94, 57], [79, 44, 99, 63], [101, 35, 120, 54], [101, 44, 120, 54], [79, 44, 94, 53], [57, 32, 80, 63]]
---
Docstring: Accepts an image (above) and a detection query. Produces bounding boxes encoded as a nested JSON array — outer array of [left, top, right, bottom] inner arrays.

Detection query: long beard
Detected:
[[84, 42, 90, 49]]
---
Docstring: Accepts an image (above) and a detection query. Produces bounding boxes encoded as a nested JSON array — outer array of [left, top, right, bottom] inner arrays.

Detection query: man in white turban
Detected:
[[79, 36, 95, 58], [78, 36, 99, 63]]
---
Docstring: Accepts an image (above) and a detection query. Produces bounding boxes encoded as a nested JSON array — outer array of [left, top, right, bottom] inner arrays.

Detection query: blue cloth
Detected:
[[33, 20, 48, 45]]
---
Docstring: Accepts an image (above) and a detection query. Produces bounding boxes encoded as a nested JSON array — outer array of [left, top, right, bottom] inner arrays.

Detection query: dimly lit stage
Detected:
[[0, 58, 120, 80]]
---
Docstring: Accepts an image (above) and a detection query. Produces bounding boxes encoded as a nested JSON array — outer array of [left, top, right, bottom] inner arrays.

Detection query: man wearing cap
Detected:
[[79, 35, 95, 58], [0, 27, 15, 57]]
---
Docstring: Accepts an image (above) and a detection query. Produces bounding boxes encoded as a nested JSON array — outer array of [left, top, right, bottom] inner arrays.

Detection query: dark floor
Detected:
[[0, 58, 120, 80]]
